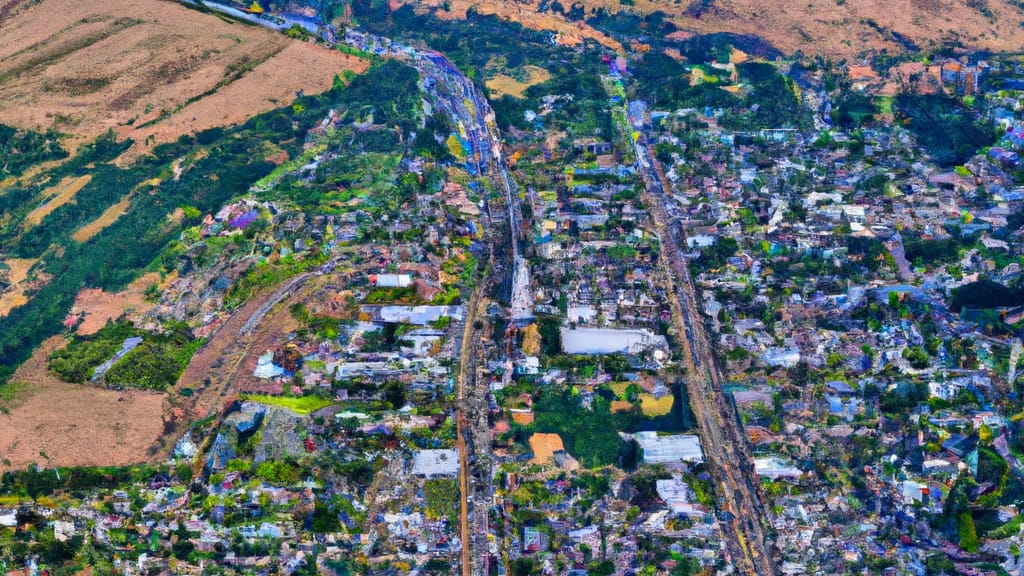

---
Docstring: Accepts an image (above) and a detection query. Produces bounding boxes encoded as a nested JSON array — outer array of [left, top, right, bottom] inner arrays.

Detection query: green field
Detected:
[[242, 394, 333, 414]]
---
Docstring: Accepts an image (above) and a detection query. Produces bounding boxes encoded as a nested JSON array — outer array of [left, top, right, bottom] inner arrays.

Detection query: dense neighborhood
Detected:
[[4, 1, 1024, 576]]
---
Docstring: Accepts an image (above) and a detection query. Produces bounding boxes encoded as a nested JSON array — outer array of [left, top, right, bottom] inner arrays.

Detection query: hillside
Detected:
[[0, 0, 366, 155], [391, 0, 1024, 57]]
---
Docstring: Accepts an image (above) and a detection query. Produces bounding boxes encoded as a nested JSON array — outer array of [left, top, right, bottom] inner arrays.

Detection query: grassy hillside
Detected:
[[387, 0, 1024, 58]]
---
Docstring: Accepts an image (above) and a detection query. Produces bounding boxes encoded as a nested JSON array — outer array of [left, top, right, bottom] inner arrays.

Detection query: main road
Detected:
[[166, 8, 519, 573], [628, 105, 778, 576], [406, 47, 520, 576]]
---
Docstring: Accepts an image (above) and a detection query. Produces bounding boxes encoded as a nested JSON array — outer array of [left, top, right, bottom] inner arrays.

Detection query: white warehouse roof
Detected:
[[634, 432, 704, 464]]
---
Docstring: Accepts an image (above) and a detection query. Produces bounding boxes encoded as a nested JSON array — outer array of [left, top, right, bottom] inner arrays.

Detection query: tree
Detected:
[[311, 502, 341, 533], [671, 557, 701, 576], [979, 423, 994, 444], [383, 381, 406, 409], [511, 557, 539, 576], [172, 521, 195, 560], [903, 346, 930, 370], [958, 512, 979, 552], [624, 383, 641, 403]]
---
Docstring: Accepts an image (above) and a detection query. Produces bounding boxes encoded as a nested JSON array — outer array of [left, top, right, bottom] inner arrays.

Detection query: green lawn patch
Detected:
[[242, 394, 332, 414]]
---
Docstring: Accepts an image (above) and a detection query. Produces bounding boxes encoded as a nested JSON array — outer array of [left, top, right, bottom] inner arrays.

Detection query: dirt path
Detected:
[[176, 271, 320, 419]]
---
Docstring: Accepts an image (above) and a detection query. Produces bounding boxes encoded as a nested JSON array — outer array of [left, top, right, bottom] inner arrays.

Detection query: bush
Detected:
[[48, 321, 199, 391], [423, 479, 459, 523], [48, 322, 139, 383]]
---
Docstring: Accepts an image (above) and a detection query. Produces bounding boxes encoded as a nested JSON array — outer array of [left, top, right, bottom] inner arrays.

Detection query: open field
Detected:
[[241, 394, 332, 414], [0, 336, 166, 472], [0, 0, 367, 154], [23, 175, 91, 228], [394, 0, 1024, 58], [119, 42, 369, 160], [639, 393, 674, 416], [486, 65, 551, 99]]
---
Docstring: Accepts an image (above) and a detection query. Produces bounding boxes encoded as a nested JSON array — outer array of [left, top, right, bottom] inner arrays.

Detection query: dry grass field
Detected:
[[0, 0, 367, 155], [118, 42, 369, 160], [486, 65, 551, 99], [393, 0, 1024, 58], [71, 196, 132, 243], [394, 0, 623, 50], [23, 175, 91, 228], [639, 393, 674, 416], [0, 257, 40, 316], [0, 336, 166, 471]]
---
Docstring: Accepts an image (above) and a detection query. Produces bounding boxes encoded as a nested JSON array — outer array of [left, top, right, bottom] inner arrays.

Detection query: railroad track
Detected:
[[631, 127, 778, 576], [456, 287, 488, 576]]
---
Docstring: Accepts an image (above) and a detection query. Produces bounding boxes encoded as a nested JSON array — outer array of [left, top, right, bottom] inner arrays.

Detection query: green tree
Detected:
[[382, 381, 407, 409], [958, 512, 979, 552]]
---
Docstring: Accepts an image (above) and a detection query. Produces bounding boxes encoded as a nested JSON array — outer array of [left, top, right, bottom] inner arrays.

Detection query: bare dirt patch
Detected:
[[0, 0, 367, 153], [70, 271, 173, 335], [22, 174, 91, 228], [0, 336, 166, 472], [528, 432, 566, 465], [486, 65, 551, 99]]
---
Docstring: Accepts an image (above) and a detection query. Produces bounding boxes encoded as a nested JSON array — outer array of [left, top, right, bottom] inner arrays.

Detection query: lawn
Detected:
[[486, 65, 552, 99], [609, 382, 630, 396], [639, 393, 674, 417], [243, 394, 332, 414], [877, 96, 894, 116]]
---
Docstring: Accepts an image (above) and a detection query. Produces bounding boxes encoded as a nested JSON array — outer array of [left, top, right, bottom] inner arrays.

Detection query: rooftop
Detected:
[[411, 449, 460, 478], [633, 432, 704, 464]]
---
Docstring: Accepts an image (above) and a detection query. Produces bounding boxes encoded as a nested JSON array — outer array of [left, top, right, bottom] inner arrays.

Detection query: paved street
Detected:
[[628, 103, 779, 576]]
